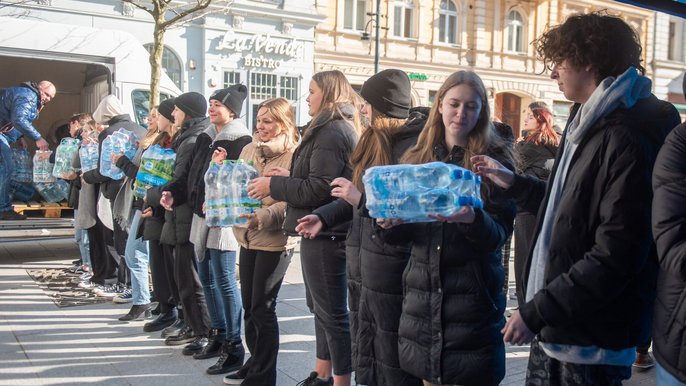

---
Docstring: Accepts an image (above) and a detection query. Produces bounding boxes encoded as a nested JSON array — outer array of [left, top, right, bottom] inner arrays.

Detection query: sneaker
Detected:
[[207, 341, 245, 375], [112, 289, 133, 304], [0, 210, 27, 220], [182, 335, 208, 356], [161, 319, 185, 339], [296, 371, 333, 386], [144, 309, 177, 333], [77, 280, 98, 290], [164, 325, 195, 346], [93, 283, 126, 297], [633, 352, 655, 370], [223, 364, 249, 385], [118, 304, 152, 321]]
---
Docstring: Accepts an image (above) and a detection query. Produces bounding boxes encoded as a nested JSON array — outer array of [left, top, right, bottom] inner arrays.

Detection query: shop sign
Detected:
[[220, 31, 303, 61], [407, 72, 428, 81]]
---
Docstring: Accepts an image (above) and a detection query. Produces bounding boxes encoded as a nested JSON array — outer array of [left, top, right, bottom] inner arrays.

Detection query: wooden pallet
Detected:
[[12, 201, 72, 218]]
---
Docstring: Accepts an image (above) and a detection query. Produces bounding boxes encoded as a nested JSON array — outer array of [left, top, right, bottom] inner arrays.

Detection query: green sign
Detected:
[[407, 72, 428, 81]]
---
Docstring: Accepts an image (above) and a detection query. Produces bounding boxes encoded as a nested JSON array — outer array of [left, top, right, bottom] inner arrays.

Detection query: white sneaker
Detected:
[[113, 289, 133, 304]]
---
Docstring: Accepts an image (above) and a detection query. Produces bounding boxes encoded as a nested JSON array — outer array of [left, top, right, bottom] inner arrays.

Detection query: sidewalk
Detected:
[[0, 238, 658, 385]]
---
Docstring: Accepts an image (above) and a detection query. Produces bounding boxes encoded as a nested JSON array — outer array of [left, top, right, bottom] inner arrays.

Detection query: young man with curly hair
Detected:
[[474, 12, 681, 385]]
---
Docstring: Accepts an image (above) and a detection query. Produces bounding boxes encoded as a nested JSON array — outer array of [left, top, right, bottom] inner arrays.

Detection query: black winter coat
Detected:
[[382, 144, 515, 386], [315, 107, 428, 386], [652, 122, 686, 382], [270, 105, 358, 238], [147, 117, 209, 245], [512, 96, 680, 350]]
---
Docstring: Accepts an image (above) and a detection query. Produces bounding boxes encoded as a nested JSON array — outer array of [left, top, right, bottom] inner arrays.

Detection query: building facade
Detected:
[[314, 0, 686, 137]]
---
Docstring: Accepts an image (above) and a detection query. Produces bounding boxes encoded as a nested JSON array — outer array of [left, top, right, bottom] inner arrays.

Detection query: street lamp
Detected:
[[360, 0, 384, 74]]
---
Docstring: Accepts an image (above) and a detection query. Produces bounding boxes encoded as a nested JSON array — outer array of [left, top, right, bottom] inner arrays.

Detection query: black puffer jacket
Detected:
[[147, 117, 209, 245], [652, 122, 686, 382], [270, 104, 358, 237], [381, 144, 515, 386], [511, 96, 680, 350], [515, 140, 557, 181]]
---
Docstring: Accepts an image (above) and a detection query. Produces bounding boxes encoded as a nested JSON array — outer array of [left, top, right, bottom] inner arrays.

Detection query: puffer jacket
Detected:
[[510, 95, 680, 351], [233, 133, 298, 252], [652, 122, 686, 382], [0, 82, 43, 142], [147, 117, 209, 245], [381, 144, 515, 386], [314, 106, 428, 386], [269, 104, 358, 238]]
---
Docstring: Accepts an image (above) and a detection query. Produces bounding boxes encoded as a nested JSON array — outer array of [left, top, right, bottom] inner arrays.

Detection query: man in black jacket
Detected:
[[474, 12, 681, 385]]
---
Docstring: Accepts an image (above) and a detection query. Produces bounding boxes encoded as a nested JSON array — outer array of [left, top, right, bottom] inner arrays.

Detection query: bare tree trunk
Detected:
[[149, 17, 166, 108]]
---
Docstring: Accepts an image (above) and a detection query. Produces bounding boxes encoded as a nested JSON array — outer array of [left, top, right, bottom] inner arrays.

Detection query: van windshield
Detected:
[[132, 89, 173, 128]]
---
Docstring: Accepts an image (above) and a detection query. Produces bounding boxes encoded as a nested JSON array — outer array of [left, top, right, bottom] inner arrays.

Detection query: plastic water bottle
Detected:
[[79, 142, 99, 172], [204, 161, 221, 226], [34, 182, 64, 202], [232, 160, 261, 226], [217, 161, 235, 227], [133, 145, 176, 199], [11, 149, 32, 183], [99, 136, 114, 178], [33, 150, 55, 183], [53, 137, 80, 179]]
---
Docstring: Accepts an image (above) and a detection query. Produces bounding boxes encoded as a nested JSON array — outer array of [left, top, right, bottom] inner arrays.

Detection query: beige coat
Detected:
[[232, 132, 298, 251]]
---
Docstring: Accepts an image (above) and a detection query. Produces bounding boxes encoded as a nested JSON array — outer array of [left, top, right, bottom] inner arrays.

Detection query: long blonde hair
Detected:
[[140, 106, 160, 149], [257, 97, 300, 144], [307, 70, 362, 136], [351, 109, 407, 190]]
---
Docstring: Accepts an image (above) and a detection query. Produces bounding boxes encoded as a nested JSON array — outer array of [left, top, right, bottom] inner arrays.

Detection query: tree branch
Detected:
[[121, 0, 152, 15]]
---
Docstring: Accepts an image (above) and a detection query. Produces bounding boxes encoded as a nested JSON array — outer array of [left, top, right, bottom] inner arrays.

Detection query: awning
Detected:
[[615, 0, 686, 18]]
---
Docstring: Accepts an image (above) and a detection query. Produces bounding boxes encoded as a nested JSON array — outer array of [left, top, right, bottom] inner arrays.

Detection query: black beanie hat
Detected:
[[158, 98, 175, 123], [210, 84, 248, 116], [174, 91, 207, 119], [360, 69, 411, 119]]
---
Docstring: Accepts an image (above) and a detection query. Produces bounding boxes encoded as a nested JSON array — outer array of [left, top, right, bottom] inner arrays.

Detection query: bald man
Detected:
[[0, 80, 56, 220]]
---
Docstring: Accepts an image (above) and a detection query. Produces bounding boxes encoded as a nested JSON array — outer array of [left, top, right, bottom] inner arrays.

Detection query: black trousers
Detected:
[[172, 242, 210, 336], [300, 237, 352, 375], [239, 247, 292, 386], [514, 212, 537, 305], [87, 217, 117, 285], [150, 240, 176, 314]]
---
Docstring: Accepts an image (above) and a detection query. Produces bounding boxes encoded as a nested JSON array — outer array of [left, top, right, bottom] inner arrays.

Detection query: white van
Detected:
[[0, 17, 181, 145]]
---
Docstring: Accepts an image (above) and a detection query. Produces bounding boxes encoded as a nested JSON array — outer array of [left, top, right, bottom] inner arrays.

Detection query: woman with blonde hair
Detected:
[[379, 70, 515, 386], [213, 97, 299, 386], [248, 70, 360, 386]]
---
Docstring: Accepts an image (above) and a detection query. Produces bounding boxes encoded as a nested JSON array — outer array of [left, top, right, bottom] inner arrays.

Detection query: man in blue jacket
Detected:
[[0, 80, 55, 220]]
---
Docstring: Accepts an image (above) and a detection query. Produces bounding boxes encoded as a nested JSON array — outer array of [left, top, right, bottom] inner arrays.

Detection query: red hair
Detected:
[[525, 106, 559, 146]]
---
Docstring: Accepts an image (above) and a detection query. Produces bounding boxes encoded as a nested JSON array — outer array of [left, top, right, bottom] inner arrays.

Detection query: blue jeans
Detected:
[[0, 134, 14, 212], [657, 362, 686, 386], [198, 248, 242, 342], [124, 210, 150, 305], [73, 209, 91, 267]]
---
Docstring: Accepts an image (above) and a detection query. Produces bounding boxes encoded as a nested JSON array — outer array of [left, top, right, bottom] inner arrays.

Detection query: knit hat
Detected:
[[158, 98, 175, 123], [210, 84, 248, 116], [360, 69, 411, 119], [175, 91, 207, 119]]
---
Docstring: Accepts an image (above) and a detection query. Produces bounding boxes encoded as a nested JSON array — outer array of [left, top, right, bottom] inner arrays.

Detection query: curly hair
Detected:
[[534, 11, 644, 81]]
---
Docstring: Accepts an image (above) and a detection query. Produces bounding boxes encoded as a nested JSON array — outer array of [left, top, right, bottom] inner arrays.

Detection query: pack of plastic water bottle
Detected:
[[363, 162, 482, 222], [204, 159, 262, 227], [52, 137, 81, 179], [100, 128, 138, 180], [79, 141, 99, 172], [32, 150, 55, 183], [11, 148, 32, 183], [34, 179, 69, 203], [133, 145, 176, 198]]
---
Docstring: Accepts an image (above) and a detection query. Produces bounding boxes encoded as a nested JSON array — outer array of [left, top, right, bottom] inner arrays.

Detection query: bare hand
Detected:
[[264, 167, 289, 177], [35, 138, 49, 151], [212, 147, 227, 165], [63, 171, 78, 181], [36, 151, 51, 160], [330, 177, 362, 207], [376, 218, 403, 229], [160, 191, 174, 211], [17, 137, 28, 149], [140, 207, 153, 218], [471, 155, 515, 189], [428, 205, 476, 224], [502, 310, 535, 346], [202, 202, 206, 215], [295, 214, 323, 239], [247, 177, 271, 200], [240, 213, 259, 230]]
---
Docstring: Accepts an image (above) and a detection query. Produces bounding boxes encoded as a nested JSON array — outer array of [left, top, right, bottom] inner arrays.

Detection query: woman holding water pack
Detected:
[[377, 70, 515, 386]]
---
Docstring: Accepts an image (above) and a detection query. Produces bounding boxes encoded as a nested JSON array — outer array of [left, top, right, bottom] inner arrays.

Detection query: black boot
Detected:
[[206, 341, 245, 375], [164, 324, 195, 346], [182, 335, 208, 355], [161, 319, 185, 339], [193, 328, 224, 360], [144, 308, 177, 332], [118, 304, 151, 321]]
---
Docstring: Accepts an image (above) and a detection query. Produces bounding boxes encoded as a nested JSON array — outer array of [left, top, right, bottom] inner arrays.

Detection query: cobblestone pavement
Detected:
[[0, 238, 657, 385]]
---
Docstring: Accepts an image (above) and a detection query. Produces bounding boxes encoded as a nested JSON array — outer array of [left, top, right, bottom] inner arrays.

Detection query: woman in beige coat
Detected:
[[213, 97, 299, 386]]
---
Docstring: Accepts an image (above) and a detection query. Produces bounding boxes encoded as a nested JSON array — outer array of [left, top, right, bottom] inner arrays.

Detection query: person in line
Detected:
[[376, 70, 515, 386], [248, 70, 361, 386], [0, 80, 55, 220], [512, 102, 559, 306], [295, 69, 426, 386], [177, 85, 251, 373], [141, 99, 182, 333], [148, 92, 212, 348], [651, 76, 686, 386], [473, 12, 681, 385], [215, 97, 299, 386]]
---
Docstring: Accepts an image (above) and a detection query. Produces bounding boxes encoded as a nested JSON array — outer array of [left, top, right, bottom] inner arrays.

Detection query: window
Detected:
[[668, 18, 686, 62], [131, 89, 173, 127], [506, 10, 524, 53], [144, 44, 183, 90], [344, 0, 368, 31], [438, 0, 458, 44], [393, 0, 415, 38], [428, 90, 438, 106], [552, 100, 573, 132], [280, 76, 299, 101], [246, 72, 301, 129], [223, 71, 241, 88]]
